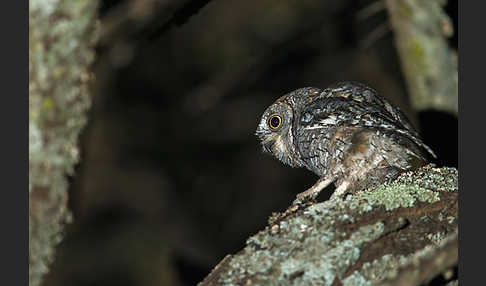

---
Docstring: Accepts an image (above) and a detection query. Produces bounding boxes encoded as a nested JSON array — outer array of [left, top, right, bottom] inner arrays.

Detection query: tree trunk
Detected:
[[29, 1, 99, 285], [385, 0, 458, 115]]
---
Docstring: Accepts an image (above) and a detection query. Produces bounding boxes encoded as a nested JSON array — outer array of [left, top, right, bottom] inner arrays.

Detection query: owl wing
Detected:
[[318, 82, 425, 134], [298, 95, 436, 159]]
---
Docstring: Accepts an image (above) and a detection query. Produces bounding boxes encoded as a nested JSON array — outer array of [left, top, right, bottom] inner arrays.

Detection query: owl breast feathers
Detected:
[[256, 81, 436, 203]]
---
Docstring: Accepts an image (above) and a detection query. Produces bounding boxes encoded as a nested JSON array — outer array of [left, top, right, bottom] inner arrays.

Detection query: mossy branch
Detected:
[[199, 165, 458, 285], [378, 230, 458, 286], [29, 1, 99, 285], [385, 0, 457, 115]]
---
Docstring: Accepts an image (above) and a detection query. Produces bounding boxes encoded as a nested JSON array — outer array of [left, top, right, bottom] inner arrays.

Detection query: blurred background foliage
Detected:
[[42, 0, 457, 285]]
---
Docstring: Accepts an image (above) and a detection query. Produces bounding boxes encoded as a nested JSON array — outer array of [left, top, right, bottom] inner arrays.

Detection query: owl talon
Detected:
[[329, 181, 350, 200], [292, 193, 314, 205], [292, 178, 333, 205]]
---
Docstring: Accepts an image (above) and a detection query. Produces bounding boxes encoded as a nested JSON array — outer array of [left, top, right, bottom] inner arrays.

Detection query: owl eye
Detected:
[[268, 115, 282, 130]]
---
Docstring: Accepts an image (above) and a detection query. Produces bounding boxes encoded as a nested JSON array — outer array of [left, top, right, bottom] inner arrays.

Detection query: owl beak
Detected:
[[263, 141, 275, 153]]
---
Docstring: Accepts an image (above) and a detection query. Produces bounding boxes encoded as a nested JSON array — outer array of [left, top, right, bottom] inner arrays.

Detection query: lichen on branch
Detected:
[[29, 1, 99, 285], [385, 0, 457, 115], [199, 165, 458, 286]]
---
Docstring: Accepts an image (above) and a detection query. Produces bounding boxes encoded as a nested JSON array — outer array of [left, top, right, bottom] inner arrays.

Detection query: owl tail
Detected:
[[393, 128, 437, 160]]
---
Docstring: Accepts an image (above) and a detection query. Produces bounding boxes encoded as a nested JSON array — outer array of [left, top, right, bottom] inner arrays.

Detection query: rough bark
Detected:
[[29, 1, 99, 285], [378, 230, 458, 286], [385, 0, 457, 115], [199, 165, 458, 286]]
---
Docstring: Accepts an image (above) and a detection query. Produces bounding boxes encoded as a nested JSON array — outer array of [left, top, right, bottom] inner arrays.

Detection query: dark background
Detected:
[[43, 1, 457, 285]]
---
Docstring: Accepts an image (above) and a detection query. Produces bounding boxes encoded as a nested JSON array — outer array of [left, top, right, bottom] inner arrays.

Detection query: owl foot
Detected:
[[329, 181, 350, 200], [292, 178, 332, 205]]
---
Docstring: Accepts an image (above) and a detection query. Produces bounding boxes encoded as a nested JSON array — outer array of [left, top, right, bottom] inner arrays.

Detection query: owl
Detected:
[[256, 81, 436, 204]]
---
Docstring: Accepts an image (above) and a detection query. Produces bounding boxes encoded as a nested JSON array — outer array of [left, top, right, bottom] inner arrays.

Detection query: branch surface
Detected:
[[385, 0, 457, 114], [29, 1, 99, 285], [199, 165, 458, 286]]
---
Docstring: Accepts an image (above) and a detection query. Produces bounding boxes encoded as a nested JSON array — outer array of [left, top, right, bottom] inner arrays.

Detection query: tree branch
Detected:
[[385, 0, 457, 115], [199, 165, 458, 285], [379, 230, 458, 286], [29, 1, 99, 285]]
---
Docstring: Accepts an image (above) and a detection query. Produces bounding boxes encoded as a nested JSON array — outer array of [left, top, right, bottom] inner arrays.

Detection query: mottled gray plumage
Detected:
[[256, 81, 436, 204]]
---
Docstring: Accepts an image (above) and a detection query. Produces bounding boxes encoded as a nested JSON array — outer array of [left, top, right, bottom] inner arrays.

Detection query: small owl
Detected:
[[256, 81, 436, 204]]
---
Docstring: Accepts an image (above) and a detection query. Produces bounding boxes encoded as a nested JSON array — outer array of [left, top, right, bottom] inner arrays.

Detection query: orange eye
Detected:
[[268, 115, 282, 130]]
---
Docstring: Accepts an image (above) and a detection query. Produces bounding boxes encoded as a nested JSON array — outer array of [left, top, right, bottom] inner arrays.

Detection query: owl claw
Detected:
[[330, 181, 350, 200], [292, 178, 333, 205], [292, 193, 314, 205]]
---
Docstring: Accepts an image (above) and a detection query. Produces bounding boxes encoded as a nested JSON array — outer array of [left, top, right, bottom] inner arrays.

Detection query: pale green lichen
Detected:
[[201, 166, 457, 285], [381, 231, 458, 283], [279, 223, 382, 285], [393, 165, 458, 192], [356, 254, 409, 284], [29, 0, 99, 285], [342, 271, 372, 286], [447, 216, 456, 224], [409, 38, 426, 71], [426, 232, 447, 246], [386, 0, 458, 114], [348, 164, 456, 211], [357, 184, 439, 211], [220, 219, 384, 286], [29, 0, 60, 18]]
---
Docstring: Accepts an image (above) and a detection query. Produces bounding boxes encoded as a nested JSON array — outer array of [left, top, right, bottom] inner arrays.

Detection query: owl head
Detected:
[[255, 87, 321, 168]]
